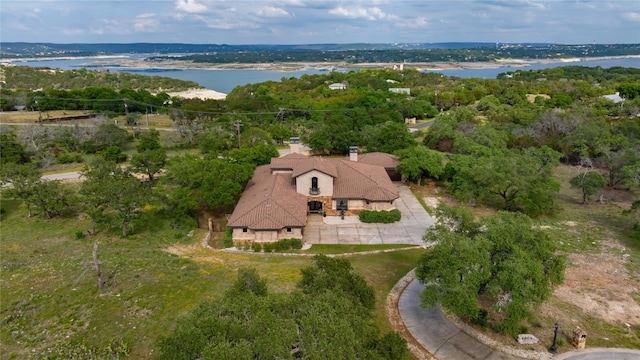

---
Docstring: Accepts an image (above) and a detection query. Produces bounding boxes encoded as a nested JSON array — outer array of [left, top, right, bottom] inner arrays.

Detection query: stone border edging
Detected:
[[202, 233, 428, 257], [443, 311, 551, 360], [386, 269, 437, 360]]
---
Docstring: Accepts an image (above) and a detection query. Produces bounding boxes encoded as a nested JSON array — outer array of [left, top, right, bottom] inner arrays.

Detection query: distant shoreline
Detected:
[[4, 54, 639, 72]]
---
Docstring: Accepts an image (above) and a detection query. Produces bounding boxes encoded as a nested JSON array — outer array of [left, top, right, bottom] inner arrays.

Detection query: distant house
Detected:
[[389, 88, 410, 95], [602, 92, 624, 104], [328, 83, 347, 90], [227, 146, 399, 244]]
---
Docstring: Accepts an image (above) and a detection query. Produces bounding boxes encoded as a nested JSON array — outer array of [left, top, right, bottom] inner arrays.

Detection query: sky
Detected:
[[1, 0, 639, 45]]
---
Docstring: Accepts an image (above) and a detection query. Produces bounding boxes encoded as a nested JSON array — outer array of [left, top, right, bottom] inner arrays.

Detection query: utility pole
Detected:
[[234, 119, 243, 148], [35, 98, 42, 122]]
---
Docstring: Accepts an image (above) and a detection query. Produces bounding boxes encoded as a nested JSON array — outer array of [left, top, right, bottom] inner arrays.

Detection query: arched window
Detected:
[[310, 176, 320, 194]]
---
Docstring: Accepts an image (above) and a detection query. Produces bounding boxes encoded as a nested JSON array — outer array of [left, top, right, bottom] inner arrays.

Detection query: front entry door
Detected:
[[308, 201, 323, 214]]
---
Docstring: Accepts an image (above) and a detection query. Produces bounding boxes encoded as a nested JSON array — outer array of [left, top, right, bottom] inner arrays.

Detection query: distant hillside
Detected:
[[0, 65, 201, 92], [2, 42, 638, 61]]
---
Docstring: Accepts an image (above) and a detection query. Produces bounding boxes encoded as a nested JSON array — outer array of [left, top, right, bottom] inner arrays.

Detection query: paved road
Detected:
[[42, 171, 82, 181], [303, 183, 436, 245], [399, 279, 520, 360], [554, 349, 640, 360]]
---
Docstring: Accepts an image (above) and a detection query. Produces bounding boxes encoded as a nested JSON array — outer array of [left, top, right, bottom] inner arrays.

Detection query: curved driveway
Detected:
[[398, 279, 640, 360], [399, 279, 520, 360]]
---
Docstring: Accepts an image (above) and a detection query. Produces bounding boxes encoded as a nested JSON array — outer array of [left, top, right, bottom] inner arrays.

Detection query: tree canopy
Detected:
[[158, 257, 407, 360], [417, 205, 565, 336]]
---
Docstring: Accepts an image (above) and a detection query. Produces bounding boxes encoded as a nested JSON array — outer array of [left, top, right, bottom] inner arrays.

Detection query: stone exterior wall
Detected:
[[369, 201, 396, 211], [232, 227, 303, 244]]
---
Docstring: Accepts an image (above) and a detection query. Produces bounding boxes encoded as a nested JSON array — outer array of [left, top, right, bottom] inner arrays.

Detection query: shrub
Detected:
[[289, 238, 303, 250], [252, 242, 262, 252], [101, 146, 127, 163], [57, 152, 84, 164], [263, 243, 274, 253], [222, 228, 233, 248], [375, 332, 408, 360], [359, 209, 401, 223]]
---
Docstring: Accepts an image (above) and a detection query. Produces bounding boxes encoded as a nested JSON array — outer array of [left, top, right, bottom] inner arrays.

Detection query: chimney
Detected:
[[289, 137, 300, 154], [349, 146, 358, 162]]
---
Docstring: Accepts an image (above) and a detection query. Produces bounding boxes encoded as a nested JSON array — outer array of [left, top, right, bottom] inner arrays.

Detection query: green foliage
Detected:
[[359, 209, 402, 223], [135, 129, 162, 152], [26, 179, 76, 219], [375, 332, 408, 360], [617, 83, 640, 99], [445, 149, 560, 215], [129, 147, 167, 182], [272, 238, 304, 251], [80, 159, 152, 236], [228, 267, 268, 296], [224, 143, 279, 166], [252, 242, 262, 252], [299, 255, 376, 311], [570, 170, 607, 204], [0, 132, 30, 165], [158, 261, 407, 360], [2, 65, 200, 93], [1, 163, 74, 218], [101, 145, 127, 163], [263, 242, 274, 253], [395, 146, 444, 184], [56, 152, 84, 164], [41, 337, 130, 360], [222, 228, 233, 248], [417, 206, 566, 337], [81, 123, 131, 154], [365, 121, 416, 153], [162, 155, 254, 213]]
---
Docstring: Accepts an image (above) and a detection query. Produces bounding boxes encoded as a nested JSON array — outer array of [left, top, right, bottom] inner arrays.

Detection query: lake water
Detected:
[[7, 55, 639, 94]]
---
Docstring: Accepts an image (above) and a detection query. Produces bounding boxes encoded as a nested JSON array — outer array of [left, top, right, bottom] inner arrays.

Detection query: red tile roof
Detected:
[[358, 152, 400, 169], [227, 165, 307, 230], [332, 160, 398, 201], [228, 154, 399, 230]]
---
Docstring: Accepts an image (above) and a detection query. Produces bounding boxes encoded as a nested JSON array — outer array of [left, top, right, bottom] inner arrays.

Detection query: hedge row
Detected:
[[252, 238, 303, 253], [359, 209, 402, 223]]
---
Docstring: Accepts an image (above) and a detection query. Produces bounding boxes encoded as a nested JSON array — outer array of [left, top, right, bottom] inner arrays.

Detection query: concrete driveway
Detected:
[[303, 183, 436, 245]]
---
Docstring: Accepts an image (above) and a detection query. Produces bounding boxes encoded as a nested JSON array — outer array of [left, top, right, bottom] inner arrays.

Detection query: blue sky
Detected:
[[1, 0, 639, 44]]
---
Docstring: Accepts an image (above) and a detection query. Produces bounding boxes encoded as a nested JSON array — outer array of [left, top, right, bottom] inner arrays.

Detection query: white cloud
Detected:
[[258, 6, 291, 18], [175, 0, 208, 14], [135, 13, 159, 32], [329, 5, 391, 20], [623, 12, 640, 21], [396, 16, 429, 29]]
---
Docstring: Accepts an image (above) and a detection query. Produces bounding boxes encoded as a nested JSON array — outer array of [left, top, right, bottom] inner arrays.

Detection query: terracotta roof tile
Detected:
[[358, 152, 400, 169], [333, 160, 399, 201], [229, 154, 400, 229], [291, 157, 338, 178], [228, 165, 307, 230]]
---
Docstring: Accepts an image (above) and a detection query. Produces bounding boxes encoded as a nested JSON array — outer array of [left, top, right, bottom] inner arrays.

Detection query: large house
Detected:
[[227, 147, 400, 244]]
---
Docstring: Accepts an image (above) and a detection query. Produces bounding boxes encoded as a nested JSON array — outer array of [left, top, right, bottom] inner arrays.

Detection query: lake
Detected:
[[7, 56, 639, 94]]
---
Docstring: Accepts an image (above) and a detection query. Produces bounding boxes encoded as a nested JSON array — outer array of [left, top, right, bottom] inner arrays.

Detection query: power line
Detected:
[[6, 95, 384, 117]]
